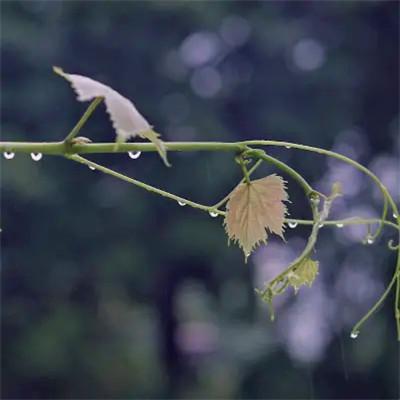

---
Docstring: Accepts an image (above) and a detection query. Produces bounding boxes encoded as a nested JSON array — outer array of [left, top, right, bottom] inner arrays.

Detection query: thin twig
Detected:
[[64, 97, 103, 143]]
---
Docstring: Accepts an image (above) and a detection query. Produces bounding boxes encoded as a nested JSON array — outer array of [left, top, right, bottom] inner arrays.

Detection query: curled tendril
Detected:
[[388, 239, 400, 251], [369, 196, 389, 242], [255, 184, 338, 324]]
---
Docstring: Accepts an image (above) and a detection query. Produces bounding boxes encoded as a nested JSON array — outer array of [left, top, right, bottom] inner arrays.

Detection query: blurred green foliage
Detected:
[[1, 1, 399, 398]]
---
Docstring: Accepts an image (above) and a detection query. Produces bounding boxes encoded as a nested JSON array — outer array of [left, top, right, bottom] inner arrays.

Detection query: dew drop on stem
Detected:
[[366, 237, 374, 245], [336, 223, 344, 228], [128, 151, 141, 160], [350, 331, 359, 339], [88, 165, 96, 171], [3, 152, 15, 159], [288, 221, 298, 228], [30, 152, 43, 161], [178, 200, 186, 206], [209, 210, 219, 218]]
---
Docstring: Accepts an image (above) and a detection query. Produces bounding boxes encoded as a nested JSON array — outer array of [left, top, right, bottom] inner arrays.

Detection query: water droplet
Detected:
[[350, 331, 359, 339], [178, 200, 186, 206], [393, 213, 398, 219], [209, 210, 219, 218], [310, 195, 320, 206], [128, 151, 141, 159], [367, 237, 374, 245], [30, 152, 43, 161], [3, 151, 15, 159], [336, 223, 344, 228], [318, 223, 324, 228], [288, 221, 298, 228], [88, 165, 96, 171], [285, 145, 291, 149]]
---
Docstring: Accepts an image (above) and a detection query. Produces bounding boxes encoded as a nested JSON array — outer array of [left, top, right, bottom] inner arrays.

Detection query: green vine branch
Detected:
[[2, 137, 399, 340], [243, 140, 398, 234], [2, 68, 399, 341], [67, 154, 226, 217], [286, 218, 399, 232], [244, 148, 314, 196], [256, 181, 339, 319]]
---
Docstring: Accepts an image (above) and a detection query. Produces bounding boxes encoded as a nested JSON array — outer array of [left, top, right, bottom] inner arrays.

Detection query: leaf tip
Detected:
[[53, 66, 65, 77], [142, 129, 171, 167]]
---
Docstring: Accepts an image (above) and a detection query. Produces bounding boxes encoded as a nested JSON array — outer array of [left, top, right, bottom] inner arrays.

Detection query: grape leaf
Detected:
[[287, 258, 319, 293], [224, 174, 288, 261], [53, 67, 169, 166]]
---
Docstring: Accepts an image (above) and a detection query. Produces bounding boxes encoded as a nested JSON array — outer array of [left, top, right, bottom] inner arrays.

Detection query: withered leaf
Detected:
[[288, 258, 319, 293], [53, 67, 169, 166], [224, 174, 288, 260]]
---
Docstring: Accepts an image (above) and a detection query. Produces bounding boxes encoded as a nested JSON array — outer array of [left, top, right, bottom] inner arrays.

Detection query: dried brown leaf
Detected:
[[224, 174, 288, 260]]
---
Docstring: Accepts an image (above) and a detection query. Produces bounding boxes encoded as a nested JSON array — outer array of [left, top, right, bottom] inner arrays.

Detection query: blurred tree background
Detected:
[[1, 1, 399, 398]]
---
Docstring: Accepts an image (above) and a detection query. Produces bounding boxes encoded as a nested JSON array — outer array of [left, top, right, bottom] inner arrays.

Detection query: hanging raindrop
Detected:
[[30, 153, 43, 161], [209, 210, 219, 218], [366, 237, 374, 245], [285, 145, 291, 149], [178, 200, 186, 206], [88, 165, 96, 171], [350, 331, 359, 339], [128, 151, 141, 160], [336, 223, 344, 228], [288, 221, 298, 228], [318, 223, 324, 228], [3, 152, 15, 159], [393, 213, 398, 219]]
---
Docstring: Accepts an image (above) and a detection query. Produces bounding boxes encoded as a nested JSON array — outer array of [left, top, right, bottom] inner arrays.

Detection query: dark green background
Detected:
[[1, 1, 399, 398]]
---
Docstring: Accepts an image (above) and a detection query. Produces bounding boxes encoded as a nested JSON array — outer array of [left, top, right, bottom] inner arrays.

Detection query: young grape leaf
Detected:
[[287, 258, 319, 293], [224, 174, 288, 261], [53, 66, 169, 166]]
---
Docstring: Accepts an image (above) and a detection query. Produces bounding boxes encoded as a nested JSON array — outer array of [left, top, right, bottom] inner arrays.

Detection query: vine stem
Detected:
[[0, 137, 397, 210], [64, 156, 397, 233], [239, 159, 251, 184], [351, 271, 399, 338], [0, 141, 245, 154], [1, 139, 396, 222], [244, 148, 314, 196], [243, 140, 397, 221], [67, 154, 225, 217], [286, 218, 399, 231], [64, 97, 103, 143], [3, 138, 393, 212], [2, 139, 398, 222]]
